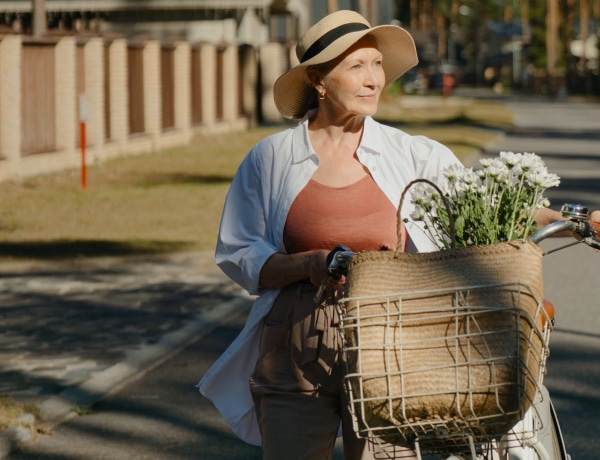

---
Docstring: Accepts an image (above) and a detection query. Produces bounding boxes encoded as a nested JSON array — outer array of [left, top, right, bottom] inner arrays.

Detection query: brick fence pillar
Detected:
[[174, 40, 191, 141], [107, 38, 129, 148], [239, 45, 258, 127], [260, 42, 288, 123], [222, 44, 238, 126], [84, 37, 105, 160], [0, 34, 22, 179], [143, 40, 161, 146], [55, 36, 76, 154], [199, 43, 216, 129]]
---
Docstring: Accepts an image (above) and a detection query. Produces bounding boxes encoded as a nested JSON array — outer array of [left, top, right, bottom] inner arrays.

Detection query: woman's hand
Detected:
[[307, 249, 330, 286], [259, 249, 331, 289], [536, 207, 600, 242], [590, 210, 600, 252], [590, 210, 600, 236]]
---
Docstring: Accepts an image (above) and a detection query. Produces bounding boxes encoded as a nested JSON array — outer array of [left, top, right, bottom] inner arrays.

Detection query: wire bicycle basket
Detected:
[[339, 282, 552, 456]]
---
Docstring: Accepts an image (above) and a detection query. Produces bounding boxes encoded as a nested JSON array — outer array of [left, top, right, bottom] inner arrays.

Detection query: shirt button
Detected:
[[372, 166, 377, 171]]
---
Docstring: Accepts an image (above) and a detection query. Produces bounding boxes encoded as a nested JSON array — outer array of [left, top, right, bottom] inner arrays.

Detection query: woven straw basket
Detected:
[[341, 179, 547, 445]]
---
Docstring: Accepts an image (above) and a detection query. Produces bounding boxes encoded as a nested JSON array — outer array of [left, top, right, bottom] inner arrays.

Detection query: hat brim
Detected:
[[273, 25, 418, 120]]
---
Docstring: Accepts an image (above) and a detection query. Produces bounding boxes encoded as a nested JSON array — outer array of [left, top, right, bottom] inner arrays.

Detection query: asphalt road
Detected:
[[486, 97, 600, 460], [8, 307, 262, 460], [9, 96, 600, 460]]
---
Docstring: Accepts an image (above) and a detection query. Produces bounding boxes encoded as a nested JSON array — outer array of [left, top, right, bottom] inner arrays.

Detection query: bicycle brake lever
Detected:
[[583, 236, 600, 250], [314, 245, 353, 304], [314, 277, 330, 304]]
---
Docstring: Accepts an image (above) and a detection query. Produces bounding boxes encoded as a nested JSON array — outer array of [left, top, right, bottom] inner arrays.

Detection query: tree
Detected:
[[457, 1, 504, 71], [528, 0, 568, 73]]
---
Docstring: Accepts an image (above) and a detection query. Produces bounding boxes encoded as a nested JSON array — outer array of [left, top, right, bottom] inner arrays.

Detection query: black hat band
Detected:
[[300, 22, 370, 63]]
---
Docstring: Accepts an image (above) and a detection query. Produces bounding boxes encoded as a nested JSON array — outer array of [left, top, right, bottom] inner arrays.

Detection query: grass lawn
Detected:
[[0, 95, 512, 261]]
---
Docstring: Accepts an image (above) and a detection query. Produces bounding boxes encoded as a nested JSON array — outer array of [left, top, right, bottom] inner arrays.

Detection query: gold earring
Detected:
[[318, 91, 325, 100]]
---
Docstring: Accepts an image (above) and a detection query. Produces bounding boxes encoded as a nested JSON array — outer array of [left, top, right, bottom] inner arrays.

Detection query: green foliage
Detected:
[[393, 0, 578, 76], [529, 0, 548, 69], [394, 0, 411, 26]]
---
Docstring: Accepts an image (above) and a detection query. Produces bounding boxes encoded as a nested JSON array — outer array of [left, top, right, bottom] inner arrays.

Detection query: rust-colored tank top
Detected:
[[283, 174, 405, 254]]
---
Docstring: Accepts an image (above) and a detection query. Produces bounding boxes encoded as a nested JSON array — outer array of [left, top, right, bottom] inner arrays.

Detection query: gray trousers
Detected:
[[249, 282, 416, 460]]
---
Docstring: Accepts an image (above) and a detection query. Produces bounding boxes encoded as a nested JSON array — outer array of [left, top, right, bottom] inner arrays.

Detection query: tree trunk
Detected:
[[546, 0, 558, 75], [451, 0, 459, 24], [410, 0, 418, 29], [521, 0, 531, 44], [437, 11, 447, 64], [581, 0, 589, 64], [565, 0, 575, 68]]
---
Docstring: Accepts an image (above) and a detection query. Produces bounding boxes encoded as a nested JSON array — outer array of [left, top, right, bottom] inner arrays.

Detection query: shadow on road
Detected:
[[0, 240, 191, 260], [545, 334, 600, 460]]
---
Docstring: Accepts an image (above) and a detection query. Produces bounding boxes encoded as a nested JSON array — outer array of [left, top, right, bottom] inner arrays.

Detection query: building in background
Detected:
[[0, 0, 394, 44], [0, 0, 271, 44]]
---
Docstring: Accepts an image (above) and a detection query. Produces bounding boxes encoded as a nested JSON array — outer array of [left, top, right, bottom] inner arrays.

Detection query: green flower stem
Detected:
[[507, 174, 526, 240]]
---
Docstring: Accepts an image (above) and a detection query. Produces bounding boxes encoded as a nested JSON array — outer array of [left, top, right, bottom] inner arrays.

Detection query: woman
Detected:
[[198, 10, 599, 460]]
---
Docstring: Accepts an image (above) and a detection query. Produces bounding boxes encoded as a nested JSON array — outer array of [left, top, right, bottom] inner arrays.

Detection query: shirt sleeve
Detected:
[[409, 134, 463, 178], [215, 146, 278, 296], [401, 134, 464, 253]]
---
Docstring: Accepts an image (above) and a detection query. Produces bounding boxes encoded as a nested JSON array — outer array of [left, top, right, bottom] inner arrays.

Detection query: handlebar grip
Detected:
[[326, 245, 351, 264], [314, 245, 353, 304]]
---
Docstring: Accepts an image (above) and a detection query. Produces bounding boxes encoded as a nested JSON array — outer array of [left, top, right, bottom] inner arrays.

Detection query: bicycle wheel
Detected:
[[503, 388, 569, 460], [544, 398, 569, 460]]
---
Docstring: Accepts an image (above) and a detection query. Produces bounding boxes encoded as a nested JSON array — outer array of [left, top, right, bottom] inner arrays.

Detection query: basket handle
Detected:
[[396, 178, 457, 255]]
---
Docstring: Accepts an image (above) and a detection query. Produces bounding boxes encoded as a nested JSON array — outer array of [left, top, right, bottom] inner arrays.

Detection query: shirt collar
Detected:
[[290, 113, 384, 164], [291, 111, 317, 164], [359, 116, 384, 156]]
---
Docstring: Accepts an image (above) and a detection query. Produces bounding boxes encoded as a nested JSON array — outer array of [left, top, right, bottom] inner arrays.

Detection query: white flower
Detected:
[[517, 152, 544, 174], [527, 168, 560, 188], [443, 163, 466, 184], [485, 162, 509, 184], [461, 168, 479, 185], [480, 158, 494, 168], [410, 181, 435, 203], [499, 151, 520, 168], [410, 205, 426, 221]]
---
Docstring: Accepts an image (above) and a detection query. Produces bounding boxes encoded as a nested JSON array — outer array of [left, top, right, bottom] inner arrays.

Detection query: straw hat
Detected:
[[273, 10, 418, 119]]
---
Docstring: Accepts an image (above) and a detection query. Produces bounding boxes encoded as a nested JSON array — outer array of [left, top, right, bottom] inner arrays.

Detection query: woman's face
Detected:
[[319, 35, 385, 118]]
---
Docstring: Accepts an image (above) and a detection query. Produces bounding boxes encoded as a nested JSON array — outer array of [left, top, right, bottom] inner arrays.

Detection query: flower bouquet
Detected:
[[407, 151, 561, 249]]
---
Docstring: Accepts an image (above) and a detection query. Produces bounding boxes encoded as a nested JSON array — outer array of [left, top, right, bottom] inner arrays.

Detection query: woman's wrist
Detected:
[[259, 251, 321, 289]]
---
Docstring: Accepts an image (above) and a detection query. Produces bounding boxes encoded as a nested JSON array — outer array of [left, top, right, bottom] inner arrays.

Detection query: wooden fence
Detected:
[[0, 33, 272, 183]]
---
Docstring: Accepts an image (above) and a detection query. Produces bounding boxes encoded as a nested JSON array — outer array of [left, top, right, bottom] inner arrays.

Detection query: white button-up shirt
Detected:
[[197, 115, 462, 445]]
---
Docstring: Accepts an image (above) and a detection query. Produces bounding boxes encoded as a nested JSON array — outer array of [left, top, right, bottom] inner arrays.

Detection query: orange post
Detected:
[[442, 73, 455, 98], [80, 121, 87, 190], [79, 93, 87, 190]]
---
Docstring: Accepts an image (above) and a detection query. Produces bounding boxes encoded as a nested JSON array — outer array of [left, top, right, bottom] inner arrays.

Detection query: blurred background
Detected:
[[0, 0, 598, 183], [4, 0, 599, 94]]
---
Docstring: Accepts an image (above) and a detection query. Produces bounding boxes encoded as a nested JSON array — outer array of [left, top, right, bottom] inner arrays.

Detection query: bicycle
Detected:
[[316, 203, 600, 460]]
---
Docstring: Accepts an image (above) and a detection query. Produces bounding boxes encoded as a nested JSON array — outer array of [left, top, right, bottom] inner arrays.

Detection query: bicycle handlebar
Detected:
[[530, 203, 600, 251]]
